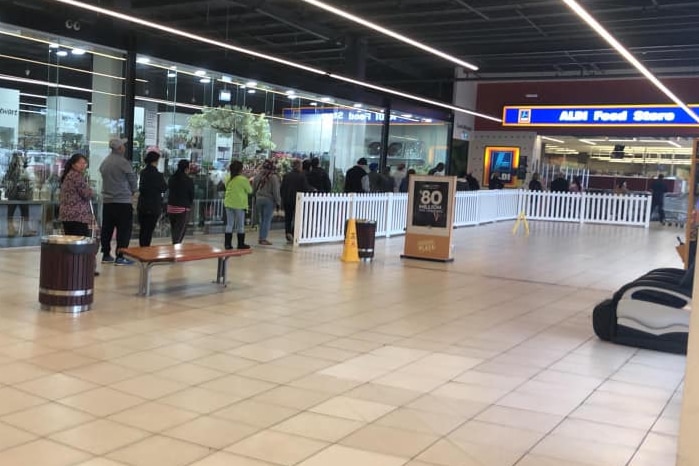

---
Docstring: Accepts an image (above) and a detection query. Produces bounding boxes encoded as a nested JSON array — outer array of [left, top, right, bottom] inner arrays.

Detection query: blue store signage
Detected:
[[502, 105, 699, 127]]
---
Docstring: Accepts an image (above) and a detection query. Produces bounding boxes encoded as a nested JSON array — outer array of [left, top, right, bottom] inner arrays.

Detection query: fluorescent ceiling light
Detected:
[[666, 140, 682, 148], [353, 103, 362, 108], [562, 0, 699, 124], [422, 118, 433, 123], [56, 50, 68, 57], [194, 70, 207, 76], [167, 71, 177, 77], [221, 75, 232, 83], [321, 97, 332, 102], [400, 113, 413, 118], [136, 56, 150, 64], [48, 43, 60, 49], [247, 89, 256, 94], [49, 0, 500, 123], [302, 0, 478, 71], [199, 77, 211, 83], [542, 136, 564, 143], [71, 48, 86, 55], [578, 139, 597, 145], [310, 102, 318, 106], [246, 81, 258, 87], [0, 73, 123, 97], [285, 90, 296, 95]]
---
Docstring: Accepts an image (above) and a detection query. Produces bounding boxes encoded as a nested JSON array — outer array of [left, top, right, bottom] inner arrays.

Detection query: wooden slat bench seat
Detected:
[[121, 243, 252, 296]]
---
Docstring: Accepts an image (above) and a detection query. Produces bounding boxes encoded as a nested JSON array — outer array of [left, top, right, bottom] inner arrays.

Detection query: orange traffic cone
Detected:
[[341, 218, 360, 262]]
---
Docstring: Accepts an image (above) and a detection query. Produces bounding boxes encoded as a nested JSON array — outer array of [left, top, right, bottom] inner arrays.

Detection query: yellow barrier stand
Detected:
[[341, 218, 360, 262], [512, 211, 530, 236]]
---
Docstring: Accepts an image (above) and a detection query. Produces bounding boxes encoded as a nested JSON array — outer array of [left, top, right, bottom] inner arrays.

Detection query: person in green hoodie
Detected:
[[223, 160, 252, 250]]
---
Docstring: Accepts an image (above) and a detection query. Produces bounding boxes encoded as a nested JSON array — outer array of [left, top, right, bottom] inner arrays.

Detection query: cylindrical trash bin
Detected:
[[355, 220, 377, 260], [39, 235, 95, 313]]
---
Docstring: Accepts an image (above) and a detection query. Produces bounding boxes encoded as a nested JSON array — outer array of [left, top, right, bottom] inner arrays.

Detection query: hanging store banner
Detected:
[[402, 175, 456, 262], [502, 104, 699, 127]]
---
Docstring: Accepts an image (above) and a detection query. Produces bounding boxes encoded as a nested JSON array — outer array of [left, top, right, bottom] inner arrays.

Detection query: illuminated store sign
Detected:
[[502, 105, 699, 127], [282, 107, 423, 124]]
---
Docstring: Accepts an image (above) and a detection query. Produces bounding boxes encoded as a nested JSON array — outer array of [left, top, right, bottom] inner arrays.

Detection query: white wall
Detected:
[[0, 88, 20, 148]]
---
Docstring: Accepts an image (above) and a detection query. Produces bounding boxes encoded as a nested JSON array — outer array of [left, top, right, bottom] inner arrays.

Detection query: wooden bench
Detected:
[[121, 243, 252, 296]]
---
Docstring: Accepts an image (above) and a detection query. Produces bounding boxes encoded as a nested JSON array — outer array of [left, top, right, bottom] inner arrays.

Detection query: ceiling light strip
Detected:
[[0, 29, 124, 61], [301, 0, 478, 71], [0, 53, 127, 81], [541, 136, 564, 143], [49, 0, 499, 122], [562, 0, 699, 124], [0, 74, 124, 97]]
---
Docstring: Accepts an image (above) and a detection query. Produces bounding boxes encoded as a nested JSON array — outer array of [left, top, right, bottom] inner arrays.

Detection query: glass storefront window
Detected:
[[386, 111, 449, 175]]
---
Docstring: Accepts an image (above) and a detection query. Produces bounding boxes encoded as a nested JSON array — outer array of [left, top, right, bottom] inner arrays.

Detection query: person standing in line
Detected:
[[59, 153, 100, 276], [428, 162, 446, 176], [550, 172, 569, 192], [223, 160, 252, 250], [465, 172, 480, 190], [167, 160, 194, 244], [399, 168, 416, 193], [569, 175, 584, 193], [281, 159, 311, 243], [489, 171, 505, 190], [528, 172, 543, 191], [306, 157, 331, 193], [650, 174, 668, 224], [380, 167, 394, 193], [368, 162, 383, 192], [99, 138, 137, 265], [344, 157, 369, 193], [137, 149, 167, 247], [392, 163, 406, 193], [252, 159, 281, 245]]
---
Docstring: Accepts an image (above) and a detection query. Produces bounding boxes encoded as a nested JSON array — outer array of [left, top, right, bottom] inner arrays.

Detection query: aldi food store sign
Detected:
[[502, 105, 699, 127]]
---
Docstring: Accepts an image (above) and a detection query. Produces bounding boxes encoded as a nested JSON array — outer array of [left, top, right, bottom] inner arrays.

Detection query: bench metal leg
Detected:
[[215, 257, 229, 287]]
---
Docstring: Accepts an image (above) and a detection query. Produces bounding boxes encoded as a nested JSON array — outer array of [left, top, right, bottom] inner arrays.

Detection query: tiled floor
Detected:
[[0, 220, 686, 465]]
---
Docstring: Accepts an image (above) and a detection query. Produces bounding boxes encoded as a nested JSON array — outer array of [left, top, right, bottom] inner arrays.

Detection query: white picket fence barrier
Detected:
[[292, 190, 652, 245]]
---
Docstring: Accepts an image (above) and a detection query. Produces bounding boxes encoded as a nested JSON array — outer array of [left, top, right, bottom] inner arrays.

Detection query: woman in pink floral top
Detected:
[[59, 153, 93, 237]]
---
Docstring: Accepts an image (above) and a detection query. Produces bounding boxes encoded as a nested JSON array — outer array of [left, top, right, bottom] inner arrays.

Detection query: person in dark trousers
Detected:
[[99, 138, 137, 265], [281, 159, 311, 243], [381, 167, 394, 193], [306, 157, 331, 193], [399, 169, 416, 193], [368, 162, 383, 192], [489, 171, 504, 190], [651, 174, 668, 224], [137, 149, 167, 247], [550, 172, 570, 192], [167, 160, 195, 244], [428, 162, 445, 176], [344, 157, 369, 193]]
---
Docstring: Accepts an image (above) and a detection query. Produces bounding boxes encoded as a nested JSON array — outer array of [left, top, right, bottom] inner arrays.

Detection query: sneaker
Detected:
[[101, 255, 115, 264], [114, 257, 134, 266], [258, 239, 273, 245]]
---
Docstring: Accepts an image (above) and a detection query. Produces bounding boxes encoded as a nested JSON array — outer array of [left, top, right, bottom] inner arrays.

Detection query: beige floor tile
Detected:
[[0, 386, 45, 415], [0, 420, 37, 450], [107, 435, 211, 466], [189, 451, 278, 466], [111, 351, 180, 372], [199, 374, 276, 397], [0, 361, 53, 384], [154, 362, 226, 385], [15, 373, 98, 400], [373, 371, 446, 393], [407, 394, 488, 419], [251, 385, 331, 410], [453, 371, 527, 391], [341, 424, 438, 457], [213, 399, 299, 427], [228, 343, 289, 362], [289, 373, 364, 394], [111, 374, 187, 400], [74, 459, 131, 466], [517, 453, 600, 466], [26, 351, 97, 372], [152, 343, 214, 362], [163, 415, 258, 449], [58, 387, 145, 416], [273, 411, 364, 442], [192, 353, 259, 373], [1, 402, 94, 435], [298, 444, 408, 466], [417, 438, 524, 466], [108, 401, 199, 432], [346, 383, 423, 406], [158, 386, 240, 414], [553, 418, 646, 448], [474, 406, 563, 433], [50, 419, 150, 455], [237, 362, 314, 384], [0, 439, 92, 466], [376, 407, 467, 436], [431, 382, 511, 403], [628, 449, 677, 466], [65, 362, 141, 385], [225, 430, 328, 466], [310, 395, 396, 422], [532, 433, 636, 466], [450, 420, 544, 451]]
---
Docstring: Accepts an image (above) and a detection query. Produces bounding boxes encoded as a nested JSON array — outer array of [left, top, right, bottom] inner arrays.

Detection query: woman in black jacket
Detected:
[[167, 160, 195, 244], [280, 159, 311, 243], [137, 150, 167, 246]]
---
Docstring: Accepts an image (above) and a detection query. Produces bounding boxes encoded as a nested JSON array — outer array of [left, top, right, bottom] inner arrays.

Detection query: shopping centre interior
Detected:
[[0, 0, 698, 464]]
